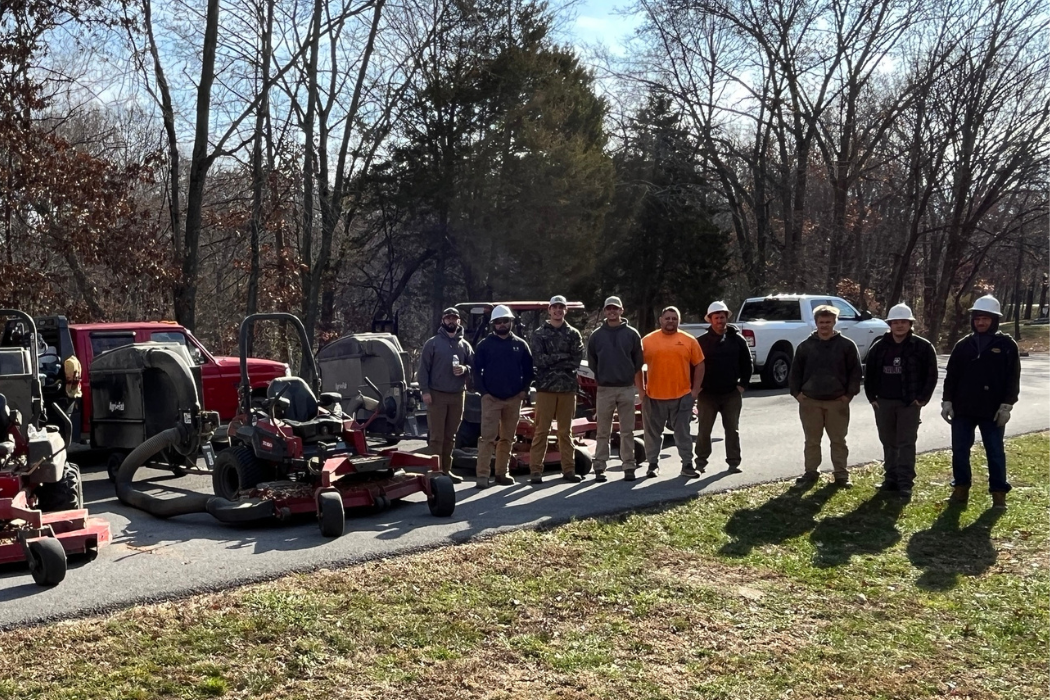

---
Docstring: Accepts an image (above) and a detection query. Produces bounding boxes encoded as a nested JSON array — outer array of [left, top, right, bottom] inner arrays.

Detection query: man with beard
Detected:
[[789, 305, 862, 487], [693, 301, 753, 477], [417, 307, 474, 483], [529, 295, 586, 484], [473, 305, 534, 489], [864, 303, 938, 500], [586, 295, 643, 482], [941, 294, 1020, 509], [637, 306, 705, 479]]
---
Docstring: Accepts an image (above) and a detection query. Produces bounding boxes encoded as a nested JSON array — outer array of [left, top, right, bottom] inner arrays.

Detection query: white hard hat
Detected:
[[886, 303, 915, 322], [968, 294, 1002, 316], [490, 304, 515, 321], [705, 300, 731, 320]]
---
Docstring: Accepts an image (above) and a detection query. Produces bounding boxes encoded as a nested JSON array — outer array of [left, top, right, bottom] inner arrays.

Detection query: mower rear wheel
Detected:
[[36, 463, 83, 512], [27, 538, 67, 586], [318, 491, 345, 538], [574, 448, 593, 476], [428, 475, 456, 517], [212, 446, 270, 500], [107, 452, 126, 483]]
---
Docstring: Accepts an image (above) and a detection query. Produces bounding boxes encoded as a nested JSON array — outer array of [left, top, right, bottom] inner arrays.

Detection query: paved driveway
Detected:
[[2, 356, 1046, 628]]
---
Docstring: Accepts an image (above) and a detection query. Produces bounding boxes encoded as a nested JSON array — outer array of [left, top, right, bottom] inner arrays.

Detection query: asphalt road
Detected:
[[2, 356, 1047, 628]]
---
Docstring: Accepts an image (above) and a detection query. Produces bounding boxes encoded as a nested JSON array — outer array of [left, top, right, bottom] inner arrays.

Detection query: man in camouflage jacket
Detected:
[[528, 295, 586, 483]]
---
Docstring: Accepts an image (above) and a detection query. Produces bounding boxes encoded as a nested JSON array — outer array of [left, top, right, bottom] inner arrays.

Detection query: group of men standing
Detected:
[[417, 293, 1021, 508]]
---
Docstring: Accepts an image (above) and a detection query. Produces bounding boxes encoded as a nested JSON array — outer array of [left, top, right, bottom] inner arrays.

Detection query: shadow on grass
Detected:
[[906, 504, 1005, 591], [719, 482, 837, 557], [808, 493, 906, 568]]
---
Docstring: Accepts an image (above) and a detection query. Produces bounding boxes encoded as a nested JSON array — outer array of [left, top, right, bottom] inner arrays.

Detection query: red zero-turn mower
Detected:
[[205, 313, 455, 537], [0, 310, 110, 586]]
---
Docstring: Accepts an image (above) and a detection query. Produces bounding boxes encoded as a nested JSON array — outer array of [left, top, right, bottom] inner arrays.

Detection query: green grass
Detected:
[[1, 434, 1046, 699]]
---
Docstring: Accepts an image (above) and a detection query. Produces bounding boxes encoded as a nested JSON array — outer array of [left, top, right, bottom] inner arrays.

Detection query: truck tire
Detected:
[[761, 350, 791, 389]]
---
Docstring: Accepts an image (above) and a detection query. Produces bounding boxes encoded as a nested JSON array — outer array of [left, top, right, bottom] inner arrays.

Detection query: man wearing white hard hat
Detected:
[[863, 303, 938, 499], [693, 301, 753, 477], [941, 294, 1020, 509], [472, 305, 534, 489], [528, 295, 586, 484], [586, 295, 643, 481]]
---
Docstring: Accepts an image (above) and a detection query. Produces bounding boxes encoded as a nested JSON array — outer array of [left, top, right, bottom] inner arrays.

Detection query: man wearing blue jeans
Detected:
[[941, 294, 1021, 509]]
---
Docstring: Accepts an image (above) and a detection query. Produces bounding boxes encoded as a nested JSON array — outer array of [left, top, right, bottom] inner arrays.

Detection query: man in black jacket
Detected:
[[473, 305, 535, 489], [941, 295, 1020, 509], [789, 305, 862, 487], [863, 303, 938, 499], [693, 301, 753, 477]]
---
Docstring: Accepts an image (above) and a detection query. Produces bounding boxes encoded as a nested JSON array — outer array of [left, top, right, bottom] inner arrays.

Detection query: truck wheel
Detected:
[[36, 463, 83, 512], [212, 446, 270, 500], [428, 474, 456, 517], [318, 492, 345, 538], [761, 351, 791, 389], [574, 448, 593, 476], [27, 538, 67, 586]]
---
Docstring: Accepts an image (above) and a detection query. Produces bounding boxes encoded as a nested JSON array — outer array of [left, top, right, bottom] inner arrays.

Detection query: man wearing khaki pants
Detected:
[[528, 295, 586, 484], [788, 305, 862, 487], [417, 307, 474, 483], [472, 305, 535, 489]]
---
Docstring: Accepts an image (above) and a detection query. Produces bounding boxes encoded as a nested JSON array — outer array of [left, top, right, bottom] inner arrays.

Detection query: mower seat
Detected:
[[267, 377, 319, 422]]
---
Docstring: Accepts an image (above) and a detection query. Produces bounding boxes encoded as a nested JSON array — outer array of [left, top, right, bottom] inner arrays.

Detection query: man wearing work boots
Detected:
[[864, 303, 938, 499], [941, 294, 1020, 509], [638, 306, 705, 479], [693, 301, 753, 477], [789, 305, 862, 487], [473, 305, 534, 489], [417, 307, 474, 484], [586, 296, 643, 482], [529, 295, 586, 484]]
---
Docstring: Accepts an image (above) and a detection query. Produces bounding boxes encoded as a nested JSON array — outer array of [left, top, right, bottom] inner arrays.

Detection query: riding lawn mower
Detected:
[[115, 313, 455, 538], [0, 311, 110, 586]]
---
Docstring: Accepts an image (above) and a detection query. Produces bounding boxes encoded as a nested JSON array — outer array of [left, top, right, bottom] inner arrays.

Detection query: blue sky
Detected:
[[562, 0, 641, 54]]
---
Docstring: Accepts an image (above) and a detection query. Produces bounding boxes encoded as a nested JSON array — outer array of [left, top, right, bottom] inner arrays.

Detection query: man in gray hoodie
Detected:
[[788, 305, 862, 487], [586, 296, 643, 481], [417, 307, 474, 483]]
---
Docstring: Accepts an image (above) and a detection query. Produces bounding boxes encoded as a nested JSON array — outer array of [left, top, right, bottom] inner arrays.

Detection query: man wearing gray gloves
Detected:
[[941, 294, 1021, 509]]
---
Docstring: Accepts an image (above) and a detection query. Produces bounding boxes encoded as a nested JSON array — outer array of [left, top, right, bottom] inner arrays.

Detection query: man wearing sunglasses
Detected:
[[472, 305, 534, 489], [417, 306, 474, 483]]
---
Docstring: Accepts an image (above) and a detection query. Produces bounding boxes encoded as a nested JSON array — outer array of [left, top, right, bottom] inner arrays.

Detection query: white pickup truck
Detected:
[[681, 294, 888, 389]]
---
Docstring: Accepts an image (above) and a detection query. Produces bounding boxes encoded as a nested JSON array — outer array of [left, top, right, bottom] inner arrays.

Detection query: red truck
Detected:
[[32, 317, 289, 444]]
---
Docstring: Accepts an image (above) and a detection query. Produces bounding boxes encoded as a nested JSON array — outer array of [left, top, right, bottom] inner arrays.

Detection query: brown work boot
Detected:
[[442, 468, 463, 484], [947, 485, 969, 506], [991, 492, 1007, 510]]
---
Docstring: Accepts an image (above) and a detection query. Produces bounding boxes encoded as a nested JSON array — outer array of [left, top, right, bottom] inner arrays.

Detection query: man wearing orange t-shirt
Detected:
[[636, 306, 705, 480]]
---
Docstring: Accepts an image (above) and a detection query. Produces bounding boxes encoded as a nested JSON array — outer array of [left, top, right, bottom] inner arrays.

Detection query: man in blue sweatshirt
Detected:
[[586, 295, 643, 481], [472, 305, 534, 489]]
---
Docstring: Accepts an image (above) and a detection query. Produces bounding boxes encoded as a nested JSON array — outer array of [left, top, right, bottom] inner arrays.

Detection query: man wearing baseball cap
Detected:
[[693, 300, 752, 477], [586, 295, 643, 481], [863, 302, 938, 499], [417, 306, 474, 483], [941, 294, 1020, 509], [528, 295, 586, 483]]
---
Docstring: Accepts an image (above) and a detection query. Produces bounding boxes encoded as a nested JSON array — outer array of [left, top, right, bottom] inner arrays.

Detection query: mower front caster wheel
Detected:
[[27, 538, 67, 586], [107, 452, 126, 483], [428, 475, 456, 517], [574, 448, 593, 477], [318, 492, 345, 538]]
